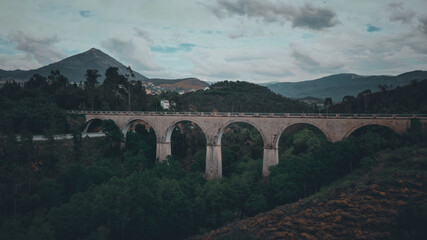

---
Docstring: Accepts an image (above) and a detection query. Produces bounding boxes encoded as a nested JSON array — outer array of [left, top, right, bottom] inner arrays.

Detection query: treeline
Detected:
[[0, 70, 313, 135], [0, 68, 159, 135], [1, 117, 423, 239], [329, 79, 427, 113]]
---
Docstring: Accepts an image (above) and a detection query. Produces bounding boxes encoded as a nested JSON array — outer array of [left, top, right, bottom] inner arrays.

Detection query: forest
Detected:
[[0, 69, 426, 239], [328, 79, 427, 114]]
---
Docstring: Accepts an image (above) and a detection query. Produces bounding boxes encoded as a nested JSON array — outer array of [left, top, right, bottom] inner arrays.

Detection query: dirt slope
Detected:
[[190, 146, 427, 240]]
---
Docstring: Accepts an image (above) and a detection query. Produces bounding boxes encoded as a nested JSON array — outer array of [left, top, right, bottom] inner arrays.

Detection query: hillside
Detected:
[[329, 78, 427, 113], [150, 78, 209, 91], [174, 81, 312, 112], [190, 144, 427, 240], [0, 48, 149, 83], [263, 70, 427, 102]]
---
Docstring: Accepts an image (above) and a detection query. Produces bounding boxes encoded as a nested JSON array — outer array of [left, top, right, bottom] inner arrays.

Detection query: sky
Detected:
[[0, 0, 426, 83]]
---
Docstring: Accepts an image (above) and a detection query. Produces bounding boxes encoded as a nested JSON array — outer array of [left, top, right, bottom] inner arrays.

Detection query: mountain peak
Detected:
[[0, 48, 149, 83]]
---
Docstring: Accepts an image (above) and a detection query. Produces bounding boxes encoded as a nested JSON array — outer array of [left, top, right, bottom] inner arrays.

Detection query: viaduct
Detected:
[[70, 111, 427, 179]]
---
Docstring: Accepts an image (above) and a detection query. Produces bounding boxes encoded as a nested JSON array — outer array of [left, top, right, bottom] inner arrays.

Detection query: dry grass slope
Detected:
[[190, 145, 427, 240]]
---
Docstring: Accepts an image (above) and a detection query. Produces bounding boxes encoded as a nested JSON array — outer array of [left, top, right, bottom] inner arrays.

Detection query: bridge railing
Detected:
[[66, 110, 427, 119]]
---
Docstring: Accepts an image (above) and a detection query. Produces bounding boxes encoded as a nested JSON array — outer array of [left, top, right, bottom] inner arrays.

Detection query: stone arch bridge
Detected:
[[69, 111, 427, 179]]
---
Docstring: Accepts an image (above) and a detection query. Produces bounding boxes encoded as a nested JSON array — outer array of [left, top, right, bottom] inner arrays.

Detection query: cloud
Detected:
[[7, 31, 65, 65], [0, 53, 42, 70], [388, 2, 404, 10], [291, 3, 338, 30], [419, 17, 427, 34], [290, 42, 345, 73], [388, 3, 416, 24], [211, 0, 338, 30], [134, 27, 152, 42], [101, 37, 160, 71], [227, 27, 266, 39], [366, 24, 381, 32], [79, 10, 92, 18]]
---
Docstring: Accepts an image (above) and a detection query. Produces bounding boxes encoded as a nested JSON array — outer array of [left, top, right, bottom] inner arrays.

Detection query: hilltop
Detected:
[[0, 48, 148, 83], [174, 81, 312, 112], [151, 77, 209, 91]]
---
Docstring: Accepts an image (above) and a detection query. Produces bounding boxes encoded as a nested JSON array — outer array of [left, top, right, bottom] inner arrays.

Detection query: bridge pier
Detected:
[[205, 144, 222, 179], [156, 141, 171, 162], [263, 147, 279, 177]]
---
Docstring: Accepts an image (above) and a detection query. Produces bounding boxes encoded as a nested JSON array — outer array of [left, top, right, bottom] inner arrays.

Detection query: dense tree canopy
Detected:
[[1, 69, 426, 239]]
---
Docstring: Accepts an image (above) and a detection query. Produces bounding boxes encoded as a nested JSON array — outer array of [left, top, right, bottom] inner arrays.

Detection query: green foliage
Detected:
[[1, 72, 426, 239], [0, 120, 422, 240], [176, 81, 312, 112], [101, 120, 123, 155], [329, 78, 427, 113]]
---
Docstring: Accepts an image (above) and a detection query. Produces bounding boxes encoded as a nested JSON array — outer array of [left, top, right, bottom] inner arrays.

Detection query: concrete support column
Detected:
[[205, 144, 222, 179], [263, 147, 279, 177], [156, 141, 171, 162]]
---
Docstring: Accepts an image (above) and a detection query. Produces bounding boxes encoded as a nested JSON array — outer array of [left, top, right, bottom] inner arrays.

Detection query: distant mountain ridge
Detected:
[[263, 70, 427, 102], [0, 48, 207, 91]]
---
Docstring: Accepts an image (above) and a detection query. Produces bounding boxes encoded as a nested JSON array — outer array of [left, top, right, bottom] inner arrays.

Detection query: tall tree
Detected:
[[84, 69, 100, 89], [84, 69, 100, 110], [48, 70, 68, 92]]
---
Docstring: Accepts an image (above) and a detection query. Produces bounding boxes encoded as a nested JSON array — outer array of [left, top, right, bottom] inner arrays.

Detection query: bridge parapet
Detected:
[[67, 110, 427, 119]]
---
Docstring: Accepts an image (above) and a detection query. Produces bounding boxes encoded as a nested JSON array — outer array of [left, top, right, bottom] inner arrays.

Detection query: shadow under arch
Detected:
[[218, 121, 265, 177], [344, 123, 400, 139], [276, 123, 328, 157], [83, 118, 104, 134], [165, 120, 207, 171], [122, 119, 157, 165], [122, 118, 157, 138], [276, 123, 328, 148], [217, 120, 266, 146]]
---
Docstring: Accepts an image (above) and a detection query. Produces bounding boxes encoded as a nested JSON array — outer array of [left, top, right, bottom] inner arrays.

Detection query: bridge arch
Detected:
[[164, 119, 208, 171], [218, 121, 264, 177], [164, 119, 208, 143], [83, 118, 104, 134], [216, 120, 266, 146], [121, 118, 157, 137], [275, 123, 328, 149], [343, 123, 401, 140]]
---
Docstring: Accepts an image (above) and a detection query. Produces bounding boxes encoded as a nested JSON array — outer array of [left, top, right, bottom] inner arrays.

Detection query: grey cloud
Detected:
[[212, 0, 338, 30], [228, 30, 247, 39], [291, 4, 338, 30], [7, 31, 65, 65], [388, 3, 416, 24], [390, 10, 416, 24], [101, 38, 160, 71], [418, 17, 427, 34], [292, 48, 320, 69], [388, 2, 404, 10], [134, 27, 152, 42], [290, 43, 344, 73]]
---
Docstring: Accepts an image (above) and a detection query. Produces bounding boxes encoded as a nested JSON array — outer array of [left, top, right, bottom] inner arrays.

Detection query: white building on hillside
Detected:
[[160, 100, 170, 109]]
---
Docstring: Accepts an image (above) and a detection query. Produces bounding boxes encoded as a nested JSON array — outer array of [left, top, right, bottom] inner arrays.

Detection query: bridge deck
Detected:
[[68, 110, 427, 119]]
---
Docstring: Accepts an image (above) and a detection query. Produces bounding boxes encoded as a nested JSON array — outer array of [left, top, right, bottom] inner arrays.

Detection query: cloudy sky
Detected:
[[0, 0, 426, 82]]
